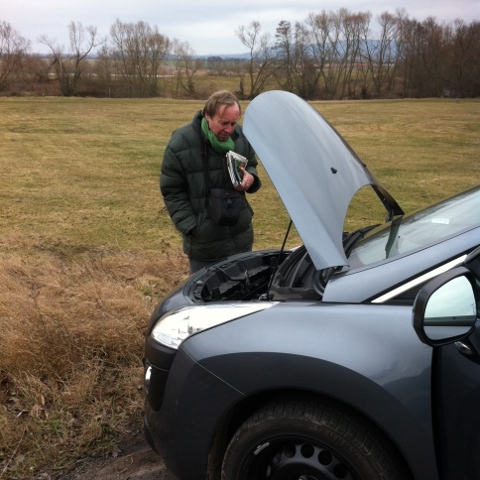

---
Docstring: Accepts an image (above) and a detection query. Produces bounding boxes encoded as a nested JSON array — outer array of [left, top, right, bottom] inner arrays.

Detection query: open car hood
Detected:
[[243, 91, 403, 270]]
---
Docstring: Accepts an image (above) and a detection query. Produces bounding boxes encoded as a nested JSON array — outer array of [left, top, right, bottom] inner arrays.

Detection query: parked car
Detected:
[[143, 91, 480, 480]]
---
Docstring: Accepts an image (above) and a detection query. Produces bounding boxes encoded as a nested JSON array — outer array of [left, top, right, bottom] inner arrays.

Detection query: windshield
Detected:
[[348, 186, 480, 267]]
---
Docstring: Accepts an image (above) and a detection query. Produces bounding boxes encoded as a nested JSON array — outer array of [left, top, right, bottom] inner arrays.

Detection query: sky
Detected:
[[3, 0, 479, 56]]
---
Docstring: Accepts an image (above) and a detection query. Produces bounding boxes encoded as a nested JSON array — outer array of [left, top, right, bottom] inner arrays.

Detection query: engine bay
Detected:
[[188, 247, 326, 302]]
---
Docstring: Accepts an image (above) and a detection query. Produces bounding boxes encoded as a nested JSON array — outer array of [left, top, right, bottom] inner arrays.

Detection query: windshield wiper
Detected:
[[343, 225, 380, 257]]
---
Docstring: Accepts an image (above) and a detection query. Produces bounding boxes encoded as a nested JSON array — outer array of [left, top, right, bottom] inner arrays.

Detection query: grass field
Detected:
[[1, 96, 479, 477]]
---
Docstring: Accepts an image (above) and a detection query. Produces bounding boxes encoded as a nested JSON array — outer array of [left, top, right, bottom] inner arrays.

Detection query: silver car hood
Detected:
[[243, 90, 403, 270]]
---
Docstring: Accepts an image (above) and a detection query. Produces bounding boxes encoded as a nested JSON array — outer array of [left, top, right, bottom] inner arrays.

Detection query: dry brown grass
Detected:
[[0, 232, 187, 476], [0, 95, 479, 478]]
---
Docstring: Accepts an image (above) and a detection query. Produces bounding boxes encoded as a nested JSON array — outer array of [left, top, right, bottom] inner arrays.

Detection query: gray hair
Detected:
[[202, 90, 241, 118]]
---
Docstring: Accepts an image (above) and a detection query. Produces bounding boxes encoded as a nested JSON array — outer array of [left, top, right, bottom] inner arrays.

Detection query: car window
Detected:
[[465, 248, 480, 299], [348, 186, 480, 267]]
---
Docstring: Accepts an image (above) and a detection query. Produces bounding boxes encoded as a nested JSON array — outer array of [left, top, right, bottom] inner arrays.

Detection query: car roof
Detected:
[[243, 90, 402, 270]]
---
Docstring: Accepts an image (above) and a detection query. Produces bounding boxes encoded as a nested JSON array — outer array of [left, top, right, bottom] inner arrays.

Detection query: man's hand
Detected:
[[234, 166, 254, 192]]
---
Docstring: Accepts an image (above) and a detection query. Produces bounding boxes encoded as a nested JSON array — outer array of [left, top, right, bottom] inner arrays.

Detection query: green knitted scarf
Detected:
[[201, 117, 234, 154]]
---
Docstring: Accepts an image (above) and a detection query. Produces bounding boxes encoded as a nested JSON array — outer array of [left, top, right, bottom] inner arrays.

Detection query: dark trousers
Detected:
[[189, 246, 252, 275], [189, 258, 218, 275]]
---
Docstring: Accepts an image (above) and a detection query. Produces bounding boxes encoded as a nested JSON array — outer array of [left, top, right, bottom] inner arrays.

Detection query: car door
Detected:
[[413, 250, 480, 479], [434, 343, 480, 479]]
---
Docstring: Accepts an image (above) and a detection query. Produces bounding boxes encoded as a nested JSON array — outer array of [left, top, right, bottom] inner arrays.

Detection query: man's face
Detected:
[[205, 104, 240, 141]]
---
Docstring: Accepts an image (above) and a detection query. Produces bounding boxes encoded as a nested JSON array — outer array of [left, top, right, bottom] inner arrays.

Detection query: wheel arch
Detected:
[[208, 389, 416, 480]]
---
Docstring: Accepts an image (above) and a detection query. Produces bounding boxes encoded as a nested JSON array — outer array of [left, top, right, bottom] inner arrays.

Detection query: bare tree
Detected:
[[307, 10, 348, 99], [39, 21, 100, 96], [172, 39, 200, 97], [95, 43, 116, 97], [401, 16, 448, 97], [390, 8, 410, 97], [0, 21, 30, 92], [359, 11, 399, 97], [446, 19, 480, 97], [235, 20, 273, 99], [306, 11, 336, 98], [109, 19, 170, 97], [290, 21, 322, 99], [274, 20, 295, 93], [337, 10, 366, 99]]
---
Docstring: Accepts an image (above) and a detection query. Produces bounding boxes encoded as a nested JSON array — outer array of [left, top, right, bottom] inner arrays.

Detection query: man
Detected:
[[160, 90, 262, 274]]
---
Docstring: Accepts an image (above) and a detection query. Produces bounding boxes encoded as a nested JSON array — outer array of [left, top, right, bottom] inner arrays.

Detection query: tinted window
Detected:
[[348, 187, 480, 267]]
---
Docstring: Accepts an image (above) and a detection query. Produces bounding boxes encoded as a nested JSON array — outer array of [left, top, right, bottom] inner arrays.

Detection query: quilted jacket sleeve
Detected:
[[160, 143, 198, 236], [236, 125, 261, 194]]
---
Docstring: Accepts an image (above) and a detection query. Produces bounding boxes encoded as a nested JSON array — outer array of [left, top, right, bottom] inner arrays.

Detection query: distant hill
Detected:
[[193, 52, 250, 60]]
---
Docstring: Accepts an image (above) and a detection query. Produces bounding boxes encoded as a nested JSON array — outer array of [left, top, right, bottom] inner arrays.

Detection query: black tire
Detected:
[[221, 397, 412, 480]]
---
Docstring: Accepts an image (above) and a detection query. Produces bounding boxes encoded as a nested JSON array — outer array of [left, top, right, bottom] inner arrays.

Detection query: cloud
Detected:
[[3, 0, 478, 55]]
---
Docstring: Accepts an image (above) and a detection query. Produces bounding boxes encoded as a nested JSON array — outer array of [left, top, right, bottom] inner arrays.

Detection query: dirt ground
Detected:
[[38, 432, 179, 480]]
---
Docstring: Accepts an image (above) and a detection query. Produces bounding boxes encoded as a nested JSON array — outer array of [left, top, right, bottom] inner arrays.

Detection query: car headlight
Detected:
[[151, 303, 276, 349]]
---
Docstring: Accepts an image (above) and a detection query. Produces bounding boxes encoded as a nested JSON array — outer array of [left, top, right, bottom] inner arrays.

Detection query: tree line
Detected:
[[1, 9, 479, 100]]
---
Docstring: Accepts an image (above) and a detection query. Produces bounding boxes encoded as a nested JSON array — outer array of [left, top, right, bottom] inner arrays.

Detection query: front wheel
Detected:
[[221, 397, 412, 480]]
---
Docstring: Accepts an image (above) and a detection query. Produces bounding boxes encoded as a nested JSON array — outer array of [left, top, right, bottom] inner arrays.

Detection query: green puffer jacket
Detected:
[[160, 111, 261, 262]]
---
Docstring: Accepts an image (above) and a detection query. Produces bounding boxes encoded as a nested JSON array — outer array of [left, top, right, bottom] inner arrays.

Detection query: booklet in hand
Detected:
[[226, 151, 248, 186]]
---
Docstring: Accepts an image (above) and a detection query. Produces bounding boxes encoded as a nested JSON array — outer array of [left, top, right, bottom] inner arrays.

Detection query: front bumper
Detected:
[[143, 338, 243, 480]]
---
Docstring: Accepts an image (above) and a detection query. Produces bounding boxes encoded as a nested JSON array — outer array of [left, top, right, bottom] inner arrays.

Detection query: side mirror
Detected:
[[413, 267, 478, 347]]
